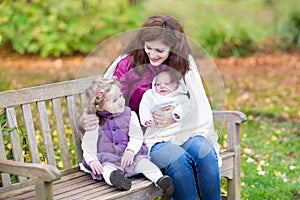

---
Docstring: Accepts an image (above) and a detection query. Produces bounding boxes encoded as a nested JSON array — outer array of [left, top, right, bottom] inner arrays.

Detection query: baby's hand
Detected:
[[89, 160, 103, 175], [145, 120, 153, 127]]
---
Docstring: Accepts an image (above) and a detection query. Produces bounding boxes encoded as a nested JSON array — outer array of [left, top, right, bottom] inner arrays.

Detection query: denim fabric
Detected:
[[150, 135, 221, 200]]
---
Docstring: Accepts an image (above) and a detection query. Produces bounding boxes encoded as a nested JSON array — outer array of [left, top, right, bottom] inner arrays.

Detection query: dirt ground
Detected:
[[1, 51, 300, 122], [1, 51, 299, 86]]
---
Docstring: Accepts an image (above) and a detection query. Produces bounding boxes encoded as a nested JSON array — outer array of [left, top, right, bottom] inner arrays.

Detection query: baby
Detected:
[[139, 69, 191, 149], [139, 69, 191, 127]]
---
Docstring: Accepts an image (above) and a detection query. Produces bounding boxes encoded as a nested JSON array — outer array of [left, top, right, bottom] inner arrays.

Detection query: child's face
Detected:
[[101, 84, 125, 114], [155, 72, 178, 96]]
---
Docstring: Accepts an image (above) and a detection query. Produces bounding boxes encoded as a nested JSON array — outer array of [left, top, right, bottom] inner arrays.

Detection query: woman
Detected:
[[80, 14, 221, 200]]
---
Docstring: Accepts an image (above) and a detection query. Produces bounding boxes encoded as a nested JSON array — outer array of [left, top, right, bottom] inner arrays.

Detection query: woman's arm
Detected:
[[186, 55, 214, 132], [82, 128, 99, 164], [139, 90, 155, 126], [125, 111, 144, 154]]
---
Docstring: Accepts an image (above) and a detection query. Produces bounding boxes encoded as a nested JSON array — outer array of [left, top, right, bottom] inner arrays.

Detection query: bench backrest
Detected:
[[0, 76, 101, 189]]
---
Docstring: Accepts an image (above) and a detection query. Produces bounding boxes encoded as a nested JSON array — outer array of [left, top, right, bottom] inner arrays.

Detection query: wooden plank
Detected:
[[54, 180, 101, 199], [37, 101, 56, 166], [6, 107, 27, 183], [213, 111, 247, 124], [0, 184, 35, 199], [0, 178, 36, 194], [226, 123, 241, 200], [0, 152, 236, 200], [0, 76, 101, 108], [103, 179, 162, 200], [52, 98, 72, 169], [220, 153, 234, 179], [0, 125, 11, 187], [66, 95, 83, 162], [22, 104, 40, 163], [35, 180, 53, 200], [80, 93, 87, 111]]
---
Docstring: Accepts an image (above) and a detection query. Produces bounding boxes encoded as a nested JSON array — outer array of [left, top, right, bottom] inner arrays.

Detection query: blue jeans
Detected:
[[150, 135, 221, 200]]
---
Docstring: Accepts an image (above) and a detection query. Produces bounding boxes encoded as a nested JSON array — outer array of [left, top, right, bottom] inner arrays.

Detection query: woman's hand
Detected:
[[90, 160, 103, 175], [79, 109, 99, 131], [152, 105, 176, 128]]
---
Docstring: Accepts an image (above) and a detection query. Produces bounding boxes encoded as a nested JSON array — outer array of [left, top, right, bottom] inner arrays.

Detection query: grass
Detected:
[[239, 118, 300, 199]]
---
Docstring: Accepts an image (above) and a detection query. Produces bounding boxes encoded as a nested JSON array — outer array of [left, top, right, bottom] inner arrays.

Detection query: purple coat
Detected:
[[113, 55, 169, 117], [83, 107, 148, 180]]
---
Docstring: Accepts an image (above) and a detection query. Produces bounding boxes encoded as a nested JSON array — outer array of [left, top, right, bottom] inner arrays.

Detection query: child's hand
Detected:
[[145, 120, 153, 127], [121, 150, 134, 168], [89, 160, 103, 175]]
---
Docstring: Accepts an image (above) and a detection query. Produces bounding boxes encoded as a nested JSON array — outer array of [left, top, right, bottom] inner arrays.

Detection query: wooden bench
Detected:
[[0, 76, 247, 200]]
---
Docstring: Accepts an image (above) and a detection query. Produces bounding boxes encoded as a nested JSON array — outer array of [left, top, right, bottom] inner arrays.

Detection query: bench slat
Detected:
[[22, 104, 40, 163], [66, 95, 83, 163], [37, 101, 56, 166], [0, 126, 11, 187], [80, 93, 87, 111], [6, 107, 27, 183], [0, 76, 101, 108], [52, 98, 72, 169]]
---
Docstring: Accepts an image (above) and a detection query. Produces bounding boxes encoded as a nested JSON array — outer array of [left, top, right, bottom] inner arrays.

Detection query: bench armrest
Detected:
[[0, 158, 61, 182], [213, 110, 247, 124]]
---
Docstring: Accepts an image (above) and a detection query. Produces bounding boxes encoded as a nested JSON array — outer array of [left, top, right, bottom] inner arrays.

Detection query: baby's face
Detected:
[[155, 72, 178, 96]]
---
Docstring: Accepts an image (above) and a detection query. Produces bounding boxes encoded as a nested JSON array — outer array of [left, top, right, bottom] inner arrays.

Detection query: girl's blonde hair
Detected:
[[85, 77, 121, 114]]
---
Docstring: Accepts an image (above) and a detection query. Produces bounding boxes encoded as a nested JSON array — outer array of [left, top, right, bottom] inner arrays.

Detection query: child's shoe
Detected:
[[110, 170, 132, 191], [156, 175, 174, 196]]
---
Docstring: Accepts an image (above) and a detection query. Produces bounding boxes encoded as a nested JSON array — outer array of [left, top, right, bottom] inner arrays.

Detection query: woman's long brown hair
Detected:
[[122, 14, 191, 77]]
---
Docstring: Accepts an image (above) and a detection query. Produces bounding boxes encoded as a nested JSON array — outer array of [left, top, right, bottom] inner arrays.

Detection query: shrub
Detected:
[[0, 0, 145, 57], [272, 1, 300, 51], [198, 22, 256, 57]]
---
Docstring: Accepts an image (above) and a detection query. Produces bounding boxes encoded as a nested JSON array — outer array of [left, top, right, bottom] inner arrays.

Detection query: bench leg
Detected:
[[35, 180, 53, 200], [226, 157, 241, 200]]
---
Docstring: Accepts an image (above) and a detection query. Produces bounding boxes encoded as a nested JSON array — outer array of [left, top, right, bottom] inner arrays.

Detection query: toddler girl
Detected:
[[79, 77, 173, 195]]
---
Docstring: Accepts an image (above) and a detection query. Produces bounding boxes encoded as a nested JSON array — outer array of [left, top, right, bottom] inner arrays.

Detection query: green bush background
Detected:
[[0, 0, 299, 57]]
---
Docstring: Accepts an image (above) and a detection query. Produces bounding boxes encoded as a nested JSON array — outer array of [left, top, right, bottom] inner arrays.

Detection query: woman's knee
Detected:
[[183, 136, 215, 159], [150, 142, 191, 169]]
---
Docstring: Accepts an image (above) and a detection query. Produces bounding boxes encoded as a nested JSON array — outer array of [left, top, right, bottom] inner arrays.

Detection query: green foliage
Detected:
[[0, 0, 145, 57], [274, 2, 300, 51], [144, 0, 273, 58], [199, 22, 256, 57]]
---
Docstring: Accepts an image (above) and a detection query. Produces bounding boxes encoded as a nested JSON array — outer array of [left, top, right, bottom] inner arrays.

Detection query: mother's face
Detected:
[[144, 40, 170, 66]]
